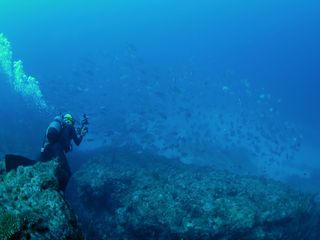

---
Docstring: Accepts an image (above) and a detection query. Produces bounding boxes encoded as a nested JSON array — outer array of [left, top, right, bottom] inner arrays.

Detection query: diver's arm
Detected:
[[72, 127, 83, 146]]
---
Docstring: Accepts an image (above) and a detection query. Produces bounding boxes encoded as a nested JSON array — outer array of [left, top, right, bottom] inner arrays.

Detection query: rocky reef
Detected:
[[70, 148, 320, 240], [0, 156, 83, 240]]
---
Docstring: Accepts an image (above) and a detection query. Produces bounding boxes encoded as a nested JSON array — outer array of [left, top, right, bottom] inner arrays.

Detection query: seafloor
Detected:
[[1, 148, 319, 239]]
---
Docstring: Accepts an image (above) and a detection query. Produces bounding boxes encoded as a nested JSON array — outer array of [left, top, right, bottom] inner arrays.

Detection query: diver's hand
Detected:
[[81, 127, 88, 136]]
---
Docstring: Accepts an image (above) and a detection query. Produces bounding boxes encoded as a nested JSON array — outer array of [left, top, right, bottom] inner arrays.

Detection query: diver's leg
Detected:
[[39, 144, 55, 162], [56, 152, 72, 192], [39, 144, 71, 191]]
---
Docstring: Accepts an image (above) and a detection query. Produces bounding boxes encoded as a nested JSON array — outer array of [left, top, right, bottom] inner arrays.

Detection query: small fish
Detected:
[[127, 43, 137, 53], [120, 74, 129, 80], [159, 112, 167, 120], [222, 86, 230, 92], [154, 91, 165, 98], [184, 111, 192, 119], [84, 69, 95, 76], [85, 138, 95, 142]]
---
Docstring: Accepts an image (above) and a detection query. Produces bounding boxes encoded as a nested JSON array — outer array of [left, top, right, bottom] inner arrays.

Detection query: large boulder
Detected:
[[72, 148, 320, 240], [0, 157, 84, 240]]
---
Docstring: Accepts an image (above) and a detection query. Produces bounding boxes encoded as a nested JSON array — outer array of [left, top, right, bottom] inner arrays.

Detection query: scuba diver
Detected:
[[40, 113, 89, 191]]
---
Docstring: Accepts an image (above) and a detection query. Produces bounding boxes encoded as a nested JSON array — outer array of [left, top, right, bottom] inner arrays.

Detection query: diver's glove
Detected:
[[81, 126, 88, 136]]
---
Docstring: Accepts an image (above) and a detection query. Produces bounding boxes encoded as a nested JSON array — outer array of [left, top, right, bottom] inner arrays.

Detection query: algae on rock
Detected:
[[0, 158, 84, 239], [71, 148, 320, 240]]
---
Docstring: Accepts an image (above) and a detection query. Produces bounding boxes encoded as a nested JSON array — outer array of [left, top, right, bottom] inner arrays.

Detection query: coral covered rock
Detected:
[[72, 148, 320, 240], [0, 157, 83, 239]]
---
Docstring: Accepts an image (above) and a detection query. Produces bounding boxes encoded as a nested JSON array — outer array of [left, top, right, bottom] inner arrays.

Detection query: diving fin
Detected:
[[5, 154, 37, 172]]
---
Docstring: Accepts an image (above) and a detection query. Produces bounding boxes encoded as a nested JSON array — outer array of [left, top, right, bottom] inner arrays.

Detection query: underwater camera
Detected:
[[77, 113, 89, 135]]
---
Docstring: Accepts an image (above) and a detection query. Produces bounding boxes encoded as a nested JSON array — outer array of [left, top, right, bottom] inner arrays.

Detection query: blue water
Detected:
[[0, 0, 319, 191]]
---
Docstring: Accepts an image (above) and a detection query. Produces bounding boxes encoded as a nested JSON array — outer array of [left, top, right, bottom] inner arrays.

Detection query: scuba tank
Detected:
[[46, 116, 63, 143], [41, 115, 63, 153]]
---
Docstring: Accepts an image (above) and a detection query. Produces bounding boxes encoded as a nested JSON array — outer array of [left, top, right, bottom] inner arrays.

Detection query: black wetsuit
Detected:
[[40, 124, 83, 191]]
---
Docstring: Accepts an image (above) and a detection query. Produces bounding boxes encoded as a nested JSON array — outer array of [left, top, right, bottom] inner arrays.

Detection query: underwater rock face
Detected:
[[72, 148, 320, 240], [0, 157, 83, 240]]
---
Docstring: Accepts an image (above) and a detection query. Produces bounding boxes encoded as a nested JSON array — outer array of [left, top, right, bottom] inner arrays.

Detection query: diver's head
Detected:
[[63, 113, 74, 126]]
